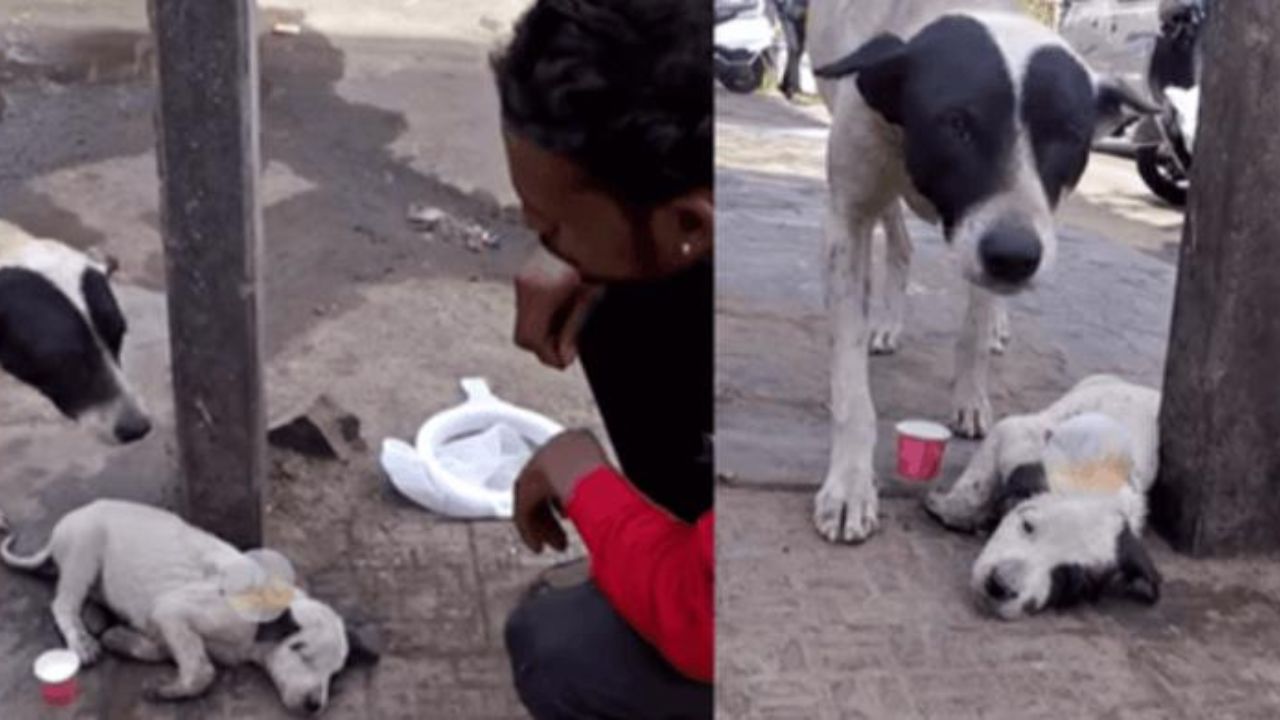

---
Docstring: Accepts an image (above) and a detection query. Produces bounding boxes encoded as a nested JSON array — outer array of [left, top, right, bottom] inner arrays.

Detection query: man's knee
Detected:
[[505, 595, 579, 717]]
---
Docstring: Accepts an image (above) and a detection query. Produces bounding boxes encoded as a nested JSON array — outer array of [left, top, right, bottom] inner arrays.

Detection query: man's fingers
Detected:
[[533, 502, 567, 552], [555, 285, 600, 367]]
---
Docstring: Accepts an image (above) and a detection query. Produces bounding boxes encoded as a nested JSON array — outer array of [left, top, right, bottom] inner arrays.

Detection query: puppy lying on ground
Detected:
[[1, 500, 378, 714], [0, 220, 151, 443], [924, 375, 1163, 619]]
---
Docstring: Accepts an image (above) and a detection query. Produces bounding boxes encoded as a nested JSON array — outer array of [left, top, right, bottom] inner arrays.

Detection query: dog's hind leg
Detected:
[[925, 413, 1048, 531], [869, 202, 912, 355], [814, 200, 880, 543], [50, 537, 103, 665], [143, 603, 217, 701], [951, 285, 998, 438], [102, 626, 169, 663]]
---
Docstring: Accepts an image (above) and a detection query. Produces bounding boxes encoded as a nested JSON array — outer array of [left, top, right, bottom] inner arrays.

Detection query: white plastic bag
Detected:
[[380, 378, 562, 519]]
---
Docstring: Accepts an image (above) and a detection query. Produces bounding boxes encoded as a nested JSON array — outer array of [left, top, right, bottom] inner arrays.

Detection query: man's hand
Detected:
[[513, 430, 610, 553], [514, 248, 602, 369]]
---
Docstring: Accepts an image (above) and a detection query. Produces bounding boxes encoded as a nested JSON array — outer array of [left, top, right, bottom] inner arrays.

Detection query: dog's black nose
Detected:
[[979, 227, 1042, 284], [114, 414, 152, 444], [304, 697, 323, 714], [984, 573, 1016, 602]]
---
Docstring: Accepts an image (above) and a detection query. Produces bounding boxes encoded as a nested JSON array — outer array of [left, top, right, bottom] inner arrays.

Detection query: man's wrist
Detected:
[[547, 429, 609, 502]]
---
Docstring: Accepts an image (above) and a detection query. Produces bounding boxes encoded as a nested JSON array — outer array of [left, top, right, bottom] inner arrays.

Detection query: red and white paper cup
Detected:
[[33, 649, 80, 707], [895, 420, 951, 482]]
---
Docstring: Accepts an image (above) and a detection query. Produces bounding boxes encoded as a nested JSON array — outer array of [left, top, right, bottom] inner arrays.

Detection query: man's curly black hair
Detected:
[[492, 0, 712, 208]]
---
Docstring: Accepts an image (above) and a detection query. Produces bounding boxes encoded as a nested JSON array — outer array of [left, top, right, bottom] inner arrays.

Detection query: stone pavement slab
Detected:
[[718, 490, 1280, 720]]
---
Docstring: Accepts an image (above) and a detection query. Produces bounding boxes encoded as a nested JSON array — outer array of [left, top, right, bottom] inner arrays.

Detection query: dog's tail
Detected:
[[0, 519, 54, 571]]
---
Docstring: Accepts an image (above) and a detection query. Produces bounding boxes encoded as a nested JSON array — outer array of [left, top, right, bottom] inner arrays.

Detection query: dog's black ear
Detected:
[[1115, 524, 1162, 605], [1046, 563, 1108, 609], [255, 608, 301, 644], [1095, 77, 1161, 137], [814, 34, 908, 125], [991, 463, 1049, 520], [343, 625, 382, 669]]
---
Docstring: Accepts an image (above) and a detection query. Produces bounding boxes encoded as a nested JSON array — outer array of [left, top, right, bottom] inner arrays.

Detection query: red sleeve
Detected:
[[565, 465, 714, 683]]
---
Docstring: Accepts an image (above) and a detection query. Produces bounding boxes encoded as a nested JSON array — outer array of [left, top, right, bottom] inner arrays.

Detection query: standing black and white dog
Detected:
[[0, 220, 151, 444], [806, 1, 1155, 542]]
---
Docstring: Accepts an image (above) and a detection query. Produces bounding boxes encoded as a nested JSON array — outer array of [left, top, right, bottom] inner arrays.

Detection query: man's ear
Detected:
[[1115, 524, 1162, 605], [649, 189, 713, 271], [814, 34, 908, 125], [991, 463, 1049, 520], [1095, 76, 1161, 138]]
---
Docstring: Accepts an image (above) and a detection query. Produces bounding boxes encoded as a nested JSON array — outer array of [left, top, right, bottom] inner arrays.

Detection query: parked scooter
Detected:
[[714, 0, 782, 94], [1133, 0, 1207, 206]]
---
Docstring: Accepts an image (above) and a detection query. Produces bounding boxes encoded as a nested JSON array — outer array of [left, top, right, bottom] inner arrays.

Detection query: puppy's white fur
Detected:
[[925, 375, 1161, 618], [2, 500, 357, 712]]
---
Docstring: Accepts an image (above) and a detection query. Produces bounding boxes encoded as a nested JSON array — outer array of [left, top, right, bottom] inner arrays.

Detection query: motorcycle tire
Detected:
[[1136, 145, 1188, 207]]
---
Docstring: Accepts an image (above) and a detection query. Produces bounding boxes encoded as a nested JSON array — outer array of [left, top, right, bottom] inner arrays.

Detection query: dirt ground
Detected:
[[0, 2, 602, 718]]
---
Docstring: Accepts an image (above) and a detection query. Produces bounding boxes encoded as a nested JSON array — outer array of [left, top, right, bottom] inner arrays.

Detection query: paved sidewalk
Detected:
[[715, 89, 1280, 719]]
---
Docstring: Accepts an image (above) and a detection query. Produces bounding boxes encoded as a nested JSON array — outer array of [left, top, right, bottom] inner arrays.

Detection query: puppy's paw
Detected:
[[923, 490, 981, 533], [143, 665, 215, 702], [814, 476, 879, 543], [70, 634, 103, 666], [950, 390, 992, 439], [868, 319, 902, 355]]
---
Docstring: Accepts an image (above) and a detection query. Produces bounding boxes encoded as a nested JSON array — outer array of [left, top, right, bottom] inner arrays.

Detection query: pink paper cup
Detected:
[[895, 420, 951, 482], [34, 649, 80, 707]]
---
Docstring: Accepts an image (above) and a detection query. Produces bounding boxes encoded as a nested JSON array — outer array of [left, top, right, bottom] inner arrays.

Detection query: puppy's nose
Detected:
[[984, 572, 1016, 602], [114, 412, 152, 444], [979, 226, 1042, 284], [304, 696, 323, 715]]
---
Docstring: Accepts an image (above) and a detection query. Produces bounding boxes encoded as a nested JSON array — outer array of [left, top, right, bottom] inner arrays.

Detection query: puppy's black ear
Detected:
[[255, 608, 301, 644], [343, 625, 382, 669], [991, 463, 1049, 520], [1116, 525, 1162, 605], [1046, 563, 1107, 609], [814, 34, 908, 125]]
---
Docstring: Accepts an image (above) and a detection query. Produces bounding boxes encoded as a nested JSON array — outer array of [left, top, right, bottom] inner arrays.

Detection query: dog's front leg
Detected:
[[990, 296, 1011, 355], [951, 285, 998, 438], [143, 606, 217, 701], [869, 202, 912, 355], [925, 413, 1047, 531], [814, 206, 879, 543]]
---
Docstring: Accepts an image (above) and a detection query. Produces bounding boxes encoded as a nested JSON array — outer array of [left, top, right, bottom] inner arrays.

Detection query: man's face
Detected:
[[503, 132, 654, 283]]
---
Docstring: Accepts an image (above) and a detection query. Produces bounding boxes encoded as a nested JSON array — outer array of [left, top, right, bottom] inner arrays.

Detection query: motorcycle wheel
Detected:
[[719, 57, 766, 94], [1136, 145, 1189, 207]]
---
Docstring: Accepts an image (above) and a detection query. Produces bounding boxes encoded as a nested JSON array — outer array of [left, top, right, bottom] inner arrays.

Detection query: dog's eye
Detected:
[[1021, 519, 1036, 536], [289, 640, 307, 653]]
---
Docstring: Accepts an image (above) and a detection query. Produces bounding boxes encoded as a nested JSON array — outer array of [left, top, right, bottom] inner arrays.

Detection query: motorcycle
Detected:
[[714, 0, 783, 94], [1133, 0, 1207, 207]]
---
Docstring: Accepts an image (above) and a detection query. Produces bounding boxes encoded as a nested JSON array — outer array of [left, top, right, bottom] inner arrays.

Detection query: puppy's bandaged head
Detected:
[[0, 224, 150, 444], [972, 413, 1161, 619], [815, 12, 1156, 295]]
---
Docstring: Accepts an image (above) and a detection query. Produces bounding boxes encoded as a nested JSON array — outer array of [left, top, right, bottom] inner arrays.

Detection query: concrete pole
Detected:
[[1152, 0, 1280, 555], [150, 0, 266, 548]]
